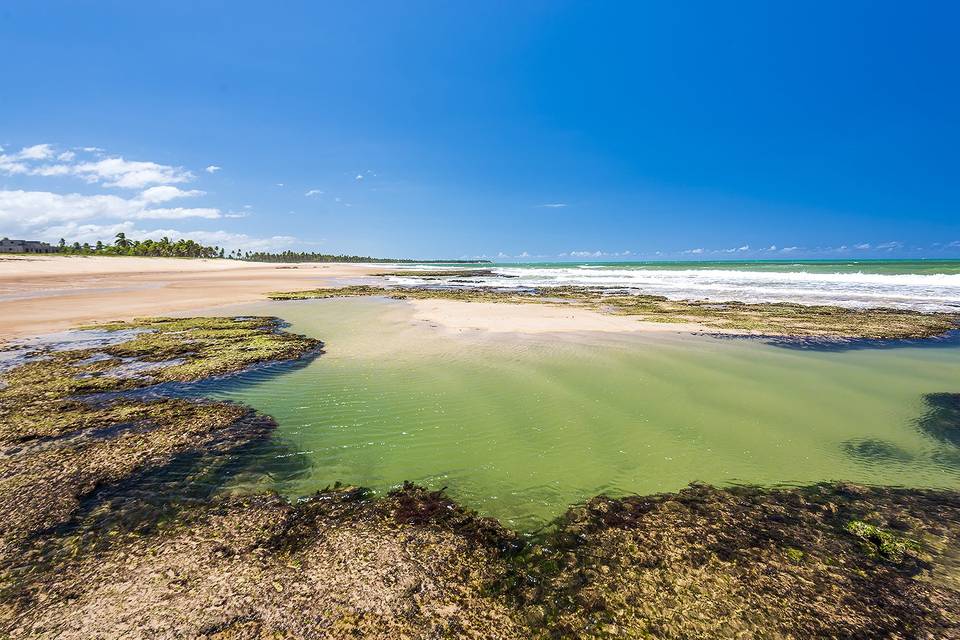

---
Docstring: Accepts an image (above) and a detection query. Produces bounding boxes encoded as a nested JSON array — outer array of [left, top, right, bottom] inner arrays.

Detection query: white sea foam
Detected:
[[386, 266, 960, 312]]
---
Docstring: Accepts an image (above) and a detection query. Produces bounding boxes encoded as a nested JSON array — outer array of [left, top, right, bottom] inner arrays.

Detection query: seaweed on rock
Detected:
[[917, 392, 960, 448], [269, 284, 960, 340]]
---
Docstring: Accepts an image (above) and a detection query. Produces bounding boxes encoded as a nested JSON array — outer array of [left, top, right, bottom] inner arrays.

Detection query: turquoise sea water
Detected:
[[488, 259, 960, 275], [384, 259, 960, 312]]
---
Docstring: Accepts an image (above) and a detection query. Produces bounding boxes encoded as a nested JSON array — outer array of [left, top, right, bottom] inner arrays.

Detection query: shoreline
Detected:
[[4, 256, 958, 342]]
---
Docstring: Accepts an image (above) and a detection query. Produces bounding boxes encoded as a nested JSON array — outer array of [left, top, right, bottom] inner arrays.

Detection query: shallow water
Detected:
[[207, 297, 960, 530]]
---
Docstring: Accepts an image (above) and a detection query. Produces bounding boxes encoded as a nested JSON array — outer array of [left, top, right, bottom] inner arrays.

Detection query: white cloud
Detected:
[[0, 144, 195, 189], [69, 157, 194, 189], [355, 174, 364, 181], [0, 189, 222, 228], [0, 143, 301, 253], [781, 246, 799, 252], [305, 189, 323, 197], [127, 207, 221, 220], [139, 186, 205, 204], [17, 144, 56, 160], [683, 248, 705, 255], [854, 243, 871, 250], [875, 241, 903, 250], [538, 203, 567, 208], [949, 240, 960, 248], [39, 221, 140, 244], [150, 228, 298, 250], [34, 221, 297, 251]]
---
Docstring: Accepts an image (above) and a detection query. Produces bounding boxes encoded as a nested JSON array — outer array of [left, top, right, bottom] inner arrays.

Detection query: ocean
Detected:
[[382, 260, 960, 312]]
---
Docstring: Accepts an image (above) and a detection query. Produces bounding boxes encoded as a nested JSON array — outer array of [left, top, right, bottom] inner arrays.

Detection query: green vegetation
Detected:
[[0, 316, 320, 443], [845, 520, 920, 561], [31, 234, 492, 262], [54, 232, 225, 258], [268, 284, 960, 339], [241, 250, 489, 264], [0, 315, 319, 610]]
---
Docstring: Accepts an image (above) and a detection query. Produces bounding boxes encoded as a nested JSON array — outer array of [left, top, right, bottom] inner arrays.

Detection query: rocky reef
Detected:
[[2, 316, 960, 638], [268, 284, 960, 340]]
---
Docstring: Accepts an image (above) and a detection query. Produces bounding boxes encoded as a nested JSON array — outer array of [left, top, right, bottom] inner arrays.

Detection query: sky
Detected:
[[1, 1, 958, 261]]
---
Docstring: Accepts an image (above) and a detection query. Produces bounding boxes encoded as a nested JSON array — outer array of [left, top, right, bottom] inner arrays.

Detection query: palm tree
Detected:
[[114, 232, 130, 249]]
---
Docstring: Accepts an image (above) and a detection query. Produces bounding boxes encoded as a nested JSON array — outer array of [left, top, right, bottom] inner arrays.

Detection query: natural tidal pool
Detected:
[[203, 298, 960, 530]]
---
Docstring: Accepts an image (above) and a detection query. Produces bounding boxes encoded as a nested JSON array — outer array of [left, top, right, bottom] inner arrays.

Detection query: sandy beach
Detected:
[[406, 298, 709, 334], [0, 255, 377, 339], [1, 255, 721, 340]]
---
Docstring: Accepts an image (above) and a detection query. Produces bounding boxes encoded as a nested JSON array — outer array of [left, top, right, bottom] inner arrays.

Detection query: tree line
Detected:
[[55, 234, 489, 263], [239, 251, 485, 264], [57, 233, 224, 258]]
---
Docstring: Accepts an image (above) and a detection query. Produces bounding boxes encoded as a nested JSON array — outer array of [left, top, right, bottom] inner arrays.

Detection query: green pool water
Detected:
[[209, 298, 960, 530]]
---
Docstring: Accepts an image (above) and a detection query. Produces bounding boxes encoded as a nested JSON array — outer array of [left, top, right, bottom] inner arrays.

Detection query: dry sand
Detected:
[[0, 255, 375, 339], [0, 255, 715, 340]]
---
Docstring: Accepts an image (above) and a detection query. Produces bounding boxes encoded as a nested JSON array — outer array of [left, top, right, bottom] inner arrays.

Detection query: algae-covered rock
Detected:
[[268, 284, 960, 340]]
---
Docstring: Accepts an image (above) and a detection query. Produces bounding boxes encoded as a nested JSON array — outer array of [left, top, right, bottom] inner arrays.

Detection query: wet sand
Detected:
[[407, 298, 713, 334]]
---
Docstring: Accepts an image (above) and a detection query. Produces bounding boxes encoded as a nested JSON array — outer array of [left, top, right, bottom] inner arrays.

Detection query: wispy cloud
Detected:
[[35, 221, 297, 251], [875, 240, 903, 250], [17, 144, 56, 161], [138, 186, 205, 204], [567, 249, 633, 258], [305, 189, 323, 197], [204, 165, 221, 174], [538, 203, 568, 208], [0, 145, 195, 189]]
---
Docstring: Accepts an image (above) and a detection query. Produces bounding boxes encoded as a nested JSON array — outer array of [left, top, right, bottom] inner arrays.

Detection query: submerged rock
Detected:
[[918, 392, 960, 448]]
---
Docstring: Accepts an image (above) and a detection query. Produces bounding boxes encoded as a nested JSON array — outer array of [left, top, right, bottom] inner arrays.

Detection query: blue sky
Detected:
[[1, 1, 958, 260]]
